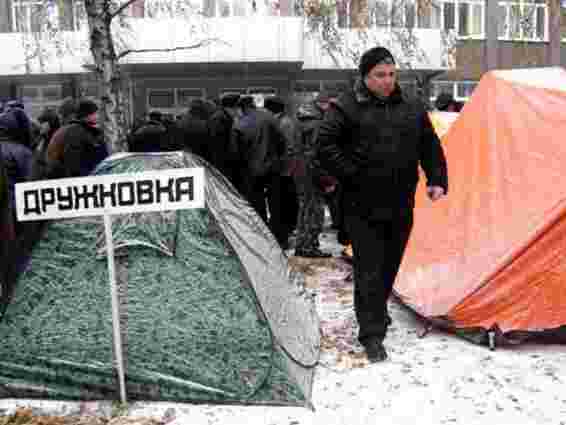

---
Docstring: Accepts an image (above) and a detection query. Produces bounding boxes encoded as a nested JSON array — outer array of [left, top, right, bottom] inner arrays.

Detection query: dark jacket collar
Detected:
[[353, 78, 404, 105]]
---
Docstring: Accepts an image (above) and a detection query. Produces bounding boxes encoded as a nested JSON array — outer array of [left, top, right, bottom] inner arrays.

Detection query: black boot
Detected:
[[363, 339, 388, 363], [294, 248, 332, 258]]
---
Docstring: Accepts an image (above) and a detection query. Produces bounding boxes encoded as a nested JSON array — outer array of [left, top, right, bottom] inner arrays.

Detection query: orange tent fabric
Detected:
[[395, 68, 566, 344]]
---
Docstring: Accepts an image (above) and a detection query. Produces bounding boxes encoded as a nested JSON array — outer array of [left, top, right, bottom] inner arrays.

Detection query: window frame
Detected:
[[430, 80, 478, 103], [146, 87, 206, 113], [497, 1, 548, 42], [12, 0, 44, 33]]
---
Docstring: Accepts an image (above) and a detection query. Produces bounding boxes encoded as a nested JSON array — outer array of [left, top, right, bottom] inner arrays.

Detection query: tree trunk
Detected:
[[84, 0, 127, 153], [547, 0, 561, 66]]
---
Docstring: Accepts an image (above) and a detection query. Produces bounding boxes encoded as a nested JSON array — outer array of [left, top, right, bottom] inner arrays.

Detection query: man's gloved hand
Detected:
[[318, 175, 338, 193], [427, 185, 445, 201]]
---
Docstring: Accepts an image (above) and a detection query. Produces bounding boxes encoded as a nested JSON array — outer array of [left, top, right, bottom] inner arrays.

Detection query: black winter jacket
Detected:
[[231, 108, 286, 178], [317, 80, 448, 219]]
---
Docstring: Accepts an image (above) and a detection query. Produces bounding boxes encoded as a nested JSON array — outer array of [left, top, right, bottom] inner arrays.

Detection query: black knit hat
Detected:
[[435, 92, 456, 111], [359, 47, 396, 77], [220, 93, 240, 108], [263, 96, 285, 114], [76, 99, 98, 119]]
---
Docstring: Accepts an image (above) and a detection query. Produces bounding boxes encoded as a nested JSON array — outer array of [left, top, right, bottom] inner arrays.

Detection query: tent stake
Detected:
[[488, 331, 496, 351], [104, 213, 127, 403]]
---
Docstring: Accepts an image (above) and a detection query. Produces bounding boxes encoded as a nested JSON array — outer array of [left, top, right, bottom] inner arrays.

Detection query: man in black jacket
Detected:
[[317, 47, 448, 362], [46, 100, 108, 179], [208, 93, 240, 184], [128, 110, 168, 152], [231, 96, 287, 241]]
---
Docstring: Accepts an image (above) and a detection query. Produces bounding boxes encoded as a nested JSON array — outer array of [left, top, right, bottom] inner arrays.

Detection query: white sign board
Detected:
[[16, 168, 205, 222], [14, 167, 206, 404]]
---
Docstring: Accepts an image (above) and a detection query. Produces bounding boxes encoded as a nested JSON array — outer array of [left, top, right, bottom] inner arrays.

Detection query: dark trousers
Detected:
[[244, 174, 297, 247], [295, 175, 325, 251], [268, 176, 298, 247], [345, 212, 414, 344]]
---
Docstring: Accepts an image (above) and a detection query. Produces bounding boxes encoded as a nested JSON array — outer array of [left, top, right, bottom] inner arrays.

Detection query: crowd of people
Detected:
[[1, 46, 450, 363], [125, 91, 345, 257]]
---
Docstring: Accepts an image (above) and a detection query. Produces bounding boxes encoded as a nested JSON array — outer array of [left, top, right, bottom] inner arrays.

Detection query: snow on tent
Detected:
[[395, 67, 566, 348], [0, 152, 319, 407]]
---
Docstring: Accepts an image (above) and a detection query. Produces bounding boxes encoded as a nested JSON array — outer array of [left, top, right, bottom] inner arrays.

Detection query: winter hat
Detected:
[[58, 97, 78, 122], [5, 100, 24, 110], [435, 92, 456, 111], [0, 108, 31, 145], [76, 99, 98, 120], [316, 91, 339, 103], [237, 96, 256, 110], [148, 110, 163, 122], [220, 93, 240, 108], [263, 96, 285, 114], [359, 46, 396, 77], [0, 111, 19, 132]]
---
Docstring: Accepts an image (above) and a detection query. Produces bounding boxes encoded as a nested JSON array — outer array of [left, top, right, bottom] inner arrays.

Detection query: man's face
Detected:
[[317, 101, 330, 112], [86, 111, 98, 127], [364, 63, 397, 98]]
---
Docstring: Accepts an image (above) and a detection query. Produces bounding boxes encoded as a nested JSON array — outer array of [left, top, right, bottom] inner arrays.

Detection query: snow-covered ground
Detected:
[[2, 230, 566, 425]]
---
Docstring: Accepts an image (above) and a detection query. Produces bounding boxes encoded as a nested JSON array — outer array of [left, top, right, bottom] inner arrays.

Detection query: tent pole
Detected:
[[104, 213, 127, 404]]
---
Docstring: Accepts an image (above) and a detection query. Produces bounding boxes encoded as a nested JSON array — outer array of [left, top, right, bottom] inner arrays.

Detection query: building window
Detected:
[[431, 80, 477, 102], [42, 86, 63, 102], [177, 88, 206, 108], [439, 1, 484, 37], [322, 80, 349, 93], [221, 88, 247, 96], [417, 0, 442, 29], [19, 84, 63, 117], [443, 1, 456, 30], [366, 0, 483, 33], [12, 0, 43, 33], [128, 0, 145, 17], [455, 81, 477, 100], [391, 0, 416, 28], [148, 89, 175, 109], [431, 80, 456, 101], [58, 0, 86, 31], [336, 0, 349, 28], [20, 86, 40, 101], [498, 1, 547, 41], [147, 88, 205, 111], [294, 81, 322, 93], [247, 87, 277, 107]]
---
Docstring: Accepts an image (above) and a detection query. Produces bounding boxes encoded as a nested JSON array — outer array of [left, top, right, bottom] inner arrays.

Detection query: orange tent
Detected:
[[395, 67, 566, 347]]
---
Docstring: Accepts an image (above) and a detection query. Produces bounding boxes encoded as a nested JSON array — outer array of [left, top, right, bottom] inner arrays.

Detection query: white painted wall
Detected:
[[0, 16, 446, 76]]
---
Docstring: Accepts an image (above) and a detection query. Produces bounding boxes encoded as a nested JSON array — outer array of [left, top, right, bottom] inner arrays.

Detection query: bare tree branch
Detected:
[[110, 0, 140, 19], [116, 38, 229, 60]]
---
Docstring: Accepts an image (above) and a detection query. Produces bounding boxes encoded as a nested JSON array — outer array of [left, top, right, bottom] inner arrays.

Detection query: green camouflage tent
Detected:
[[0, 152, 319, 408]]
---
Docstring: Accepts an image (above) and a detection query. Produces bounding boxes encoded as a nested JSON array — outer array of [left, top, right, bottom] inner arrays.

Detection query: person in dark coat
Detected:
[[2, 103, 32, 149], [0, 145, 15, 317], [0, 141, 14, 243], [58, 97, 78, 126], [178, 99, 213, 161], [37, 107, 61, 150], [317, 46, 448, 362], [128, 110, 168, 152], [435, 92, 459, 112], [46, 99, 108, 179], [293, 95, 338, 258], [208, 93, 240, 183], [231, 96, 287, 240], [0, 111, 33, 235], [263, 96, 301, 249]]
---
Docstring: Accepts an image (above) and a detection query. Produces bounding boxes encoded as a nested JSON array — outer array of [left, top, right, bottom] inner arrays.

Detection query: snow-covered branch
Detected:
[[116, 38, 228, 59]]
